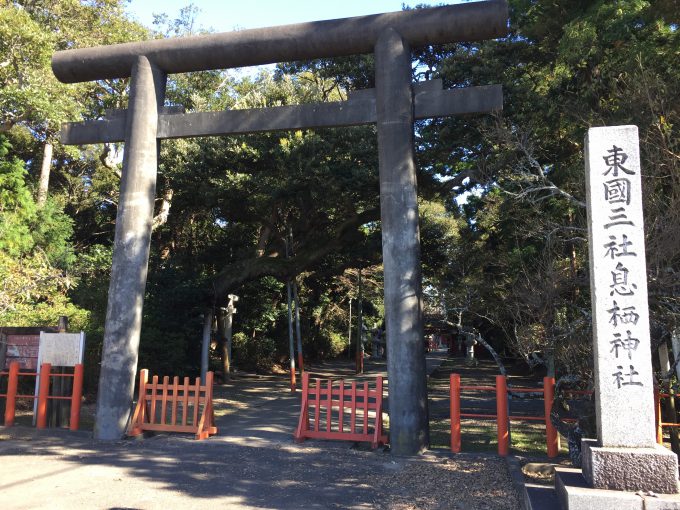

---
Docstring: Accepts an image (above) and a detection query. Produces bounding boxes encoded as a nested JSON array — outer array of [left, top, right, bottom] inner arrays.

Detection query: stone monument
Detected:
[[556, 125, 679, 509]]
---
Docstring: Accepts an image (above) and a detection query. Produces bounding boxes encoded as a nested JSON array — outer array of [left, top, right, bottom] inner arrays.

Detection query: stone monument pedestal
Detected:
[[582, 438, 679, 494], [555, 439, 680, 510], [555, 467, 680, 510], [567, 125, 680, 508]]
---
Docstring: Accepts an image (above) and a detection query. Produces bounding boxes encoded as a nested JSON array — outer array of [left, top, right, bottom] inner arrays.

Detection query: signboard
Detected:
[[38, 332, 85, 367], [3, 334, 40, 370]]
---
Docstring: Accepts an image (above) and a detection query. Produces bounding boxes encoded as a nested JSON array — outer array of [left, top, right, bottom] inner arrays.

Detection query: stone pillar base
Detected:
[[582, 438, 679, 494], [555, 467, 680, 510]]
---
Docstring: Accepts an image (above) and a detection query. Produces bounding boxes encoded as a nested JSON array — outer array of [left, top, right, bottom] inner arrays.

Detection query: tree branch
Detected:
[[213, 207, 380, 301]]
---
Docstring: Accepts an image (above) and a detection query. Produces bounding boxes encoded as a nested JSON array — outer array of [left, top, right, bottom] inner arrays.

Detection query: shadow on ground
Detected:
[[0, 351, 519, 509]]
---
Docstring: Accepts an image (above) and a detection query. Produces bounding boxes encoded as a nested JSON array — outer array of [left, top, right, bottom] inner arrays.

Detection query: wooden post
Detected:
[[69, 363, 84, 431], [36, 363, 52, 429], [200, 309, 212, 384], [0, 331, 8, 371], [544, 376, 559, 457], [356, 269, 363, 374], [450, 373, 461, 453], [655, 387, 663, 445], [53, 317, 69, 427], [658, 343, 679, 452], [347, 298, 352, 359], [4, 362, 19, 426], [496, 375, 509, 456]]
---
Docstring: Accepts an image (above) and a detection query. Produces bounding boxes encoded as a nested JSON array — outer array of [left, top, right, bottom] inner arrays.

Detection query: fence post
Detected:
[[139, 369, 149, 425], [543, 376, 558, 458], [450, 373, 461, 453], [375, 375, 384, 443], [655, 387, 663, 445], [496, 375, 509, 456], [36, 363, 51, 429], [4, 362, 20, 427], [69, 364, 84, 431], [294, 372, 310, 442]]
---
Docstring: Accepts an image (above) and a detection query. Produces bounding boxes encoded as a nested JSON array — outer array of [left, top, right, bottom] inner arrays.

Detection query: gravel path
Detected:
[[0, 352, 520, 509]]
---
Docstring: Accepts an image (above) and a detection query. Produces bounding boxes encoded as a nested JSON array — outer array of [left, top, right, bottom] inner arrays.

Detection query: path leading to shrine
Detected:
[[0, 351, 520, 509]]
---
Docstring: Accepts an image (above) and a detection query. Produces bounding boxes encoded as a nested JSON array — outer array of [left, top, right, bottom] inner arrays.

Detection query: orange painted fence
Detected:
[[294, 372, 387, 448], [450, 374, 559, 457], [655, 388, 680, 445], [127, 369, 217, 440], [0, 361, 84, 430]]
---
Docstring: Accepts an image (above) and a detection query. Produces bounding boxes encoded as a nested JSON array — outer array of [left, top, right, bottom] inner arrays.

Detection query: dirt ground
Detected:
[[0, 352, 521, 510]]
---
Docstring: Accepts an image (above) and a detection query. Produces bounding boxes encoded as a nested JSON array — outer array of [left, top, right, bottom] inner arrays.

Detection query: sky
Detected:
[[125, 0, 463, 33]]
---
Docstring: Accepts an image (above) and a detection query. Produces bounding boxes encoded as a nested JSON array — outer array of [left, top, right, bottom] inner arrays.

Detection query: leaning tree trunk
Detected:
[[475, 333, 507, 376]]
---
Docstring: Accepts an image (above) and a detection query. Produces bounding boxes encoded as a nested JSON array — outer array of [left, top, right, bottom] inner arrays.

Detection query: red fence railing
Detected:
[[294, 372, 387, 448], [127, 369, 217, 440], [655, 388, 680, 445], [450, 373, 559, 457], [0, 361, 83, 430]]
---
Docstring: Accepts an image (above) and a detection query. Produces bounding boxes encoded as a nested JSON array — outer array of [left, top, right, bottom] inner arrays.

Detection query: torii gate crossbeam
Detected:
[[52, 1, 507, 454]]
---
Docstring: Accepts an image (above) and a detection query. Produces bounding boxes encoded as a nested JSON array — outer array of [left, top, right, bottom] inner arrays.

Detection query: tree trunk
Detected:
[[546, 348, 556, 378], [356, 269, 363, 374], [475, 333, 507, 376], [347, 298, 352, 359], [286, 280, 296, 391], [152, 187, 174, 231], [293, 281, 304, 374], [200, 308, 212, 383], [216, 308, 233, 379], [671, 329, 680, 381], [37, 141, 53, 207]]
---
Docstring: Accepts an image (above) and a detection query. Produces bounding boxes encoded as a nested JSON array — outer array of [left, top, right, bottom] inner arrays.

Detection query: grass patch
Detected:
[[429, 414, 568, 456]]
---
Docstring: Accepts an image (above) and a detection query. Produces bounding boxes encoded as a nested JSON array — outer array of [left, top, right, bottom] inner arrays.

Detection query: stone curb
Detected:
[[505, 455, 533, 510]]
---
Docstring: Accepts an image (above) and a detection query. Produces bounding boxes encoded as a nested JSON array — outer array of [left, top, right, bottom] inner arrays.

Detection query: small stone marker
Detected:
[[583, 125, 678, 494]]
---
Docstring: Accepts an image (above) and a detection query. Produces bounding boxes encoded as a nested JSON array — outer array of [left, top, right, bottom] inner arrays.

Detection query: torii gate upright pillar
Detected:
[[375, 29, 428, 455], [94, 57, 166, 440]]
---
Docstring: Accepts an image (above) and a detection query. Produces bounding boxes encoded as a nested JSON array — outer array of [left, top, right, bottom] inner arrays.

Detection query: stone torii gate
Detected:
[[52, 1, 507, 454]]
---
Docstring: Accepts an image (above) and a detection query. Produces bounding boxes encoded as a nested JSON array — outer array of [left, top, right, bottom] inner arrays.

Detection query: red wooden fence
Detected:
[[655, 388, 680, 444], [0, 361, 83, 430], [450, 373, 558, 457], [127, 369, 217, 440], [294, 372, 387, 448]]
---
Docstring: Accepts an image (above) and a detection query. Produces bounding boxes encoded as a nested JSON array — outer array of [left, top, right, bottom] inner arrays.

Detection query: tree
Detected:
[[0, 135, 87, 326]]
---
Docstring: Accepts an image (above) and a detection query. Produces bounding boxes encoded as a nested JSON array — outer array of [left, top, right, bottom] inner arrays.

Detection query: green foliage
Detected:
[[0, 138, 36, 255], [420, 0, 680, 379], [231, 332, 276, 373], [0, 136, 85, 326], [3, 0, 678, 384]]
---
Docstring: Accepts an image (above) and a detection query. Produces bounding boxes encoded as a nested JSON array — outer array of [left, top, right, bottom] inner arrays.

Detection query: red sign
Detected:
[[4, 334, 40, 370]]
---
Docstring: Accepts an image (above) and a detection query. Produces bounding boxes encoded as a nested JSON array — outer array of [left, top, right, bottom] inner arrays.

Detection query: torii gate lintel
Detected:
[[60, 81, 502, 145]]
